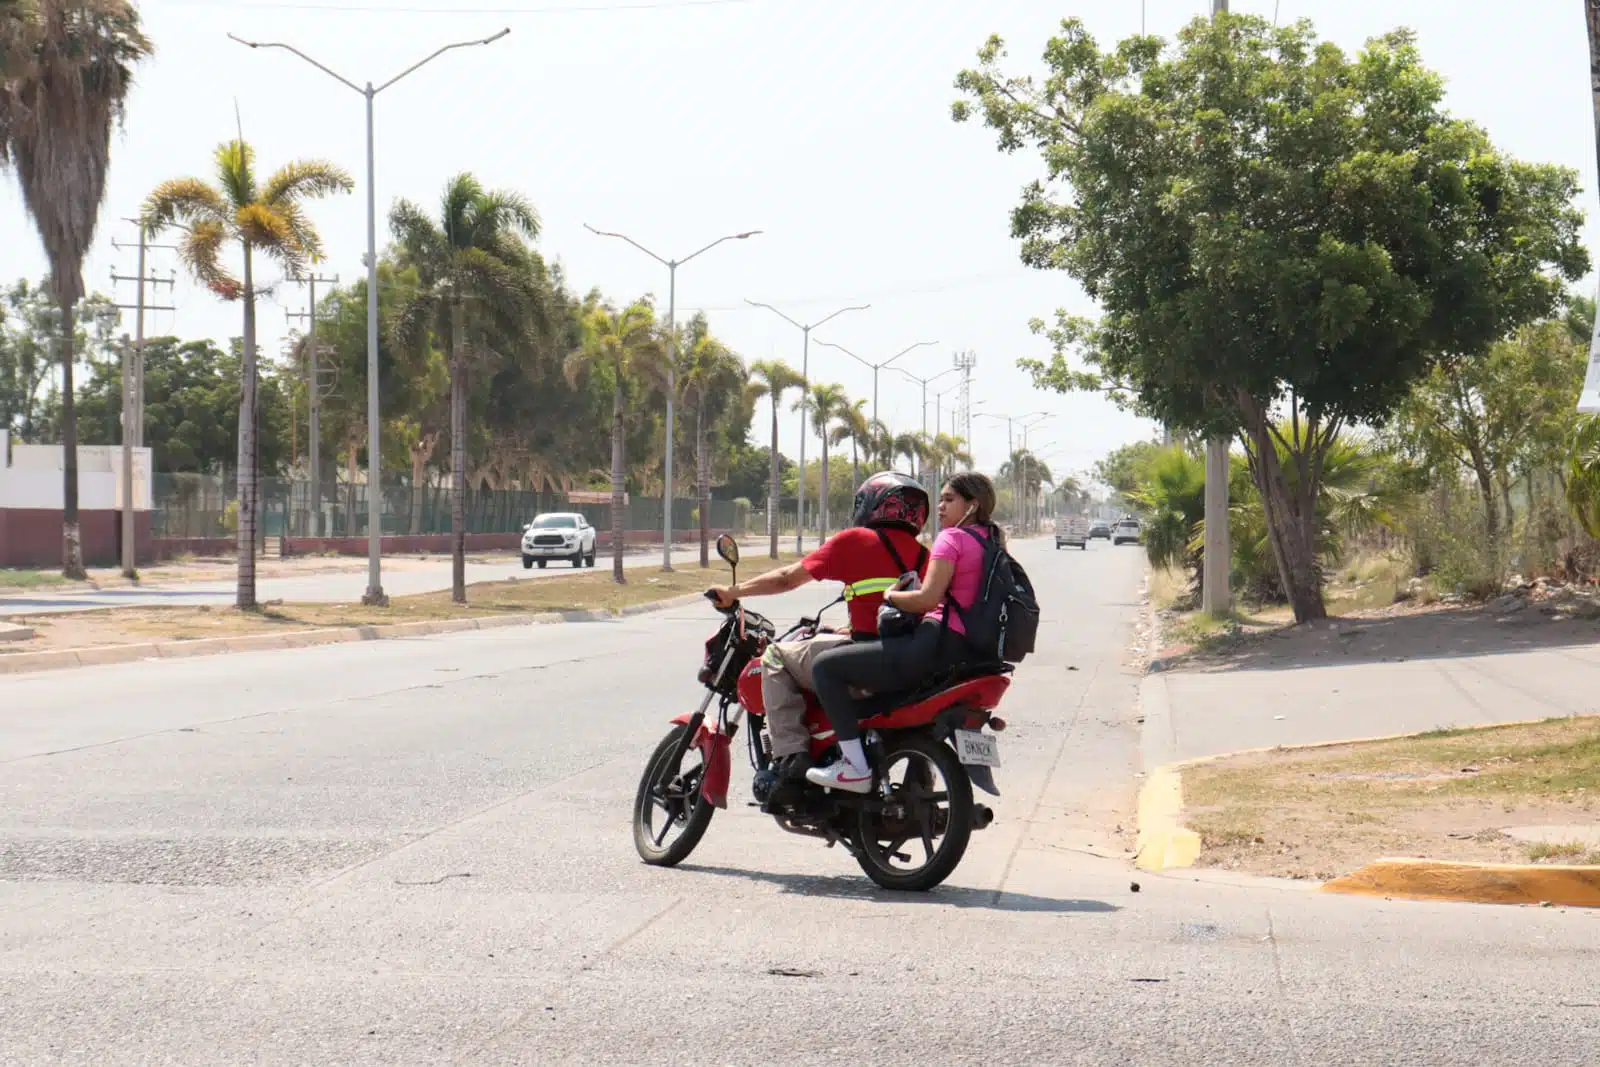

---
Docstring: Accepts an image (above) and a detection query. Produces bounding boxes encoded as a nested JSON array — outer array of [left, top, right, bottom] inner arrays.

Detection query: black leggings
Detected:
[[809, 621, 972, 742]]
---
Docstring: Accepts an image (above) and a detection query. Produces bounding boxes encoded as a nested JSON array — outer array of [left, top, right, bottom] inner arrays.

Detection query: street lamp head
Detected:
[[734, 230, 762, 240], [482, 28, 511, 43]]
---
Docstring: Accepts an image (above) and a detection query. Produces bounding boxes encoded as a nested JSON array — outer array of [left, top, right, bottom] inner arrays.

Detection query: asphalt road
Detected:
[[0, 539, 809, 616], [2, 538, 1597, 1065]]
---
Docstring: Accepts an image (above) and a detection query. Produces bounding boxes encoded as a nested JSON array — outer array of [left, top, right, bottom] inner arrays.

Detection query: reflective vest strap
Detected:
[[844, 576, 899, 600]]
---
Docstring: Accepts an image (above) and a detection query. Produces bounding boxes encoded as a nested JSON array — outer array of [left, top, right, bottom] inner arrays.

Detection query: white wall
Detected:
[[0, 431, 152, 510]]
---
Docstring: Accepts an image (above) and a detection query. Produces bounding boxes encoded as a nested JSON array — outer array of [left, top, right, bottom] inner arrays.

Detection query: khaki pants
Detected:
[[760, 632, 853, 757]]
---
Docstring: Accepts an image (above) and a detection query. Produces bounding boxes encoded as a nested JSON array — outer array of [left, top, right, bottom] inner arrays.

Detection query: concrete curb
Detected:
[[0, 592, 709, 678], [1133, 706, 1600, 905], [1323, 859, 1600, 909]]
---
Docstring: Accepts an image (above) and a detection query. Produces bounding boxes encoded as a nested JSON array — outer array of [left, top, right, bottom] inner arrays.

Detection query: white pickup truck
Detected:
[[1054, 516, 1089, 550]]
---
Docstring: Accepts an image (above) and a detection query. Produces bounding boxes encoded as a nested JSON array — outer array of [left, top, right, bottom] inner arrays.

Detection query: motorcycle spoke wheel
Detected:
[[633, 725, 716, 867], [851, 734, 974, 892]]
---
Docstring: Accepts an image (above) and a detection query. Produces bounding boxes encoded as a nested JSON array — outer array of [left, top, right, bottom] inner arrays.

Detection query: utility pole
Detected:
[[953, 350, 977, 465], [286, 273, 338, 536], [110, 224, 176, 579], [1202, 0, 1234, 615]]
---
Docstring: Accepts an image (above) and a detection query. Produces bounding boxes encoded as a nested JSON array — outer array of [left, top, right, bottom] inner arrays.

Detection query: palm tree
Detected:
[[999, 449, 1053, 526], [748, 359, 802, 559], [800, 383, 848, 537], [833, 399, 872, 493], [2, 0, 149, 578], [925, 432, 973, 485], [564, 298, 667, 583], [388, 173, 544, 603], [893, 431, 924, 478], [1570, 415, 1600, 539], [679, 330, 745, 567], [143, 140, 350, 606]]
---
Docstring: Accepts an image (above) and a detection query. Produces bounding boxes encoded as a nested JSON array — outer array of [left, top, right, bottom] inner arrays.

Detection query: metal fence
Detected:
[[150, 474, 744, 541]]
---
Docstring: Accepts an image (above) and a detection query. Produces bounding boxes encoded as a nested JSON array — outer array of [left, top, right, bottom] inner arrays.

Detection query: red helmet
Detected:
[[851, 471, 929, 534]]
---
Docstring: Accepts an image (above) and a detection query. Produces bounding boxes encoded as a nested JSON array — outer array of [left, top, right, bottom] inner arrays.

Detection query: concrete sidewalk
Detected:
[[1143, 610, 1600, 770]]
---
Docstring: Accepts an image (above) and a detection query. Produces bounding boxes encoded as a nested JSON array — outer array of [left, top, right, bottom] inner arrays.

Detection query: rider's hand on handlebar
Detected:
[[708, 585, 739, 610]]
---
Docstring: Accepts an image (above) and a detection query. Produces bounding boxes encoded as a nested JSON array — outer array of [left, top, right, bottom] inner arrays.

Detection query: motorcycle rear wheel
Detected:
[[633, 724, 716, 866], [852, 732, 974, 891]]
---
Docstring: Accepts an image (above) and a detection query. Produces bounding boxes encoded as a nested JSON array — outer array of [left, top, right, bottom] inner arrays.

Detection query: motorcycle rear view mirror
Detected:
[[715, 533, 739, 573]]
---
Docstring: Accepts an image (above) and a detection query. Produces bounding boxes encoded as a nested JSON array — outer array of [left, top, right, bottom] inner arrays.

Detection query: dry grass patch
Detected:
[[1180, 716, 1600, 880], [3, 555, 797, 653]]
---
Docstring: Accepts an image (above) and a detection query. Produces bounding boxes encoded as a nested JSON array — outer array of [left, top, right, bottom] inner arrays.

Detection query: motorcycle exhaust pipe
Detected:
[[971, 804, 994, 831]]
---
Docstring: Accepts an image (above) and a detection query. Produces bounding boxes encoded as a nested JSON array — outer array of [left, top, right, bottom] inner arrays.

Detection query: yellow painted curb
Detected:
[[1323, 858, 1600, 908], [1134, 764, 1202, 871]]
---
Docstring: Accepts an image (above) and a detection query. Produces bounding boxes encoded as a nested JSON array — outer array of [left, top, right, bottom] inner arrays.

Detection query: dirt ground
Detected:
[[1, 555, 798, 654], [1181, 717, 1600, 880], [1156, 583, 1600, 674]]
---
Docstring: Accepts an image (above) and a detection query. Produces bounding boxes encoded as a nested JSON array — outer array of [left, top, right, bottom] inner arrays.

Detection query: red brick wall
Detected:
[[0, 509, 152, 568]]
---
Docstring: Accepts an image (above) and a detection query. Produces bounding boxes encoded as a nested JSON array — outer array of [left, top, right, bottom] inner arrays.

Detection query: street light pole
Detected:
[[1201, 0, 1234, 612], [1020, 415, 1052, 533], [895, 366, 960, 447], [231, 27, 511, 606], [588, 227, 761, 570], [745, 300, 870, 553], [812, 338, 939, 428]]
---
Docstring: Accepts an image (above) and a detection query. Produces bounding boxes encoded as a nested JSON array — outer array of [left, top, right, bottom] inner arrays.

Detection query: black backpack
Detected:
[[945, 524, 1041, 663]]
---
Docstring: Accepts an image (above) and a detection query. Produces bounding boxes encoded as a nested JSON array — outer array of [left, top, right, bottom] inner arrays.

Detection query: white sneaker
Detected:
[[805, 760, 873, 794]]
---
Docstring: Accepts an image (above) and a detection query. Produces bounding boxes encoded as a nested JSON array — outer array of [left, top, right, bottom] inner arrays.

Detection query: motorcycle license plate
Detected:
[[954, 729, 1000, 768]]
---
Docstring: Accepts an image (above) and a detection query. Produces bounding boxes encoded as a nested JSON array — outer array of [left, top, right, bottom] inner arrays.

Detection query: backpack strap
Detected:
[[872, 527, 926, 577]]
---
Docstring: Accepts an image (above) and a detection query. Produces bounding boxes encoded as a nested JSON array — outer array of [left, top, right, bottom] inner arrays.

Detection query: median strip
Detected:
[[0, 557, 796, 676]]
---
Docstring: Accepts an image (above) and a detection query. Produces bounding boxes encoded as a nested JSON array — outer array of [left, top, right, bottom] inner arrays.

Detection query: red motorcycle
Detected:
[[631, 535, 1009, 891]]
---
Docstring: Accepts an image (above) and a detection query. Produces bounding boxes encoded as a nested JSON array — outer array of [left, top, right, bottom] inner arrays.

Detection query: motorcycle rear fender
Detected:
[[669, 713, 732, 810]]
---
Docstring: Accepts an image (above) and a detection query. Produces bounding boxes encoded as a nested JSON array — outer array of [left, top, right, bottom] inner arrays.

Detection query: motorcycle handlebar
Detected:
[[703, 589, 739, 615]]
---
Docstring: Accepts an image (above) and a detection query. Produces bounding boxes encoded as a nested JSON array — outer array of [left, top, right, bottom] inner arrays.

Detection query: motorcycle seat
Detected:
[[858, 660, 1012, 716]]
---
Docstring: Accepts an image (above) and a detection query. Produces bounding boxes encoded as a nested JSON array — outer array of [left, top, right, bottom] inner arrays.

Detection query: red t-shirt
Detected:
[[802, 526, 928, 636]]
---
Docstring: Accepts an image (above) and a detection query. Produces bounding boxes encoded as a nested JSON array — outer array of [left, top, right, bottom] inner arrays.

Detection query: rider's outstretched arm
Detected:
[[712, 562, 814, 607]]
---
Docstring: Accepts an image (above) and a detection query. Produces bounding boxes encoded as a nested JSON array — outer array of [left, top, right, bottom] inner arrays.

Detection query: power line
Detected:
[[158, 0, 755, 13]]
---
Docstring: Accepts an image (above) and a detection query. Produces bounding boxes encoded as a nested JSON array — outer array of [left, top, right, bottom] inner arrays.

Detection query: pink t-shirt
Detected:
[[924, 524, 989, 635]]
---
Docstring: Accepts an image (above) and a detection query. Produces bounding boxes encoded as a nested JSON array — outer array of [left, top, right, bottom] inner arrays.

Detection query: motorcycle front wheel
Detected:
[[633, 724, 716, 866]]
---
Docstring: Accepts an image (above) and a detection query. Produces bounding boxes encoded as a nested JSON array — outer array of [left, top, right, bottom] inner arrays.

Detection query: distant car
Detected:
[[521, 512, 597, 569], [1054, 516, 1089, 550], [1088, 521, 1111, 540], [1112, 519, 1141, 546]]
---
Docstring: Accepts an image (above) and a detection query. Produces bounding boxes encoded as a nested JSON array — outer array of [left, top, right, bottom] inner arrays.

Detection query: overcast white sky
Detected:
[[2, 0, 1595, 485]]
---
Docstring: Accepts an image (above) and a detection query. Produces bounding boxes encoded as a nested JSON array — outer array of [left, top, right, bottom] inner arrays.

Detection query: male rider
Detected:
[[709, 472, 930, 786]]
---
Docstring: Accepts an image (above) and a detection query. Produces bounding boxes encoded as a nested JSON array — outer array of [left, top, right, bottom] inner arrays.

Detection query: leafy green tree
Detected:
[[748, 358, 803, 558], [2, 0, 150, 576], [143, 139, 352, 607], [955, 13, 1588, 621], [74, 336, 290, 475], [564, 298, 667, 583], [0, 278, 62, 439], [1390, 319, 1587, 546], [1093, 441, 1163, 504], [390, 174, 547, 602]]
